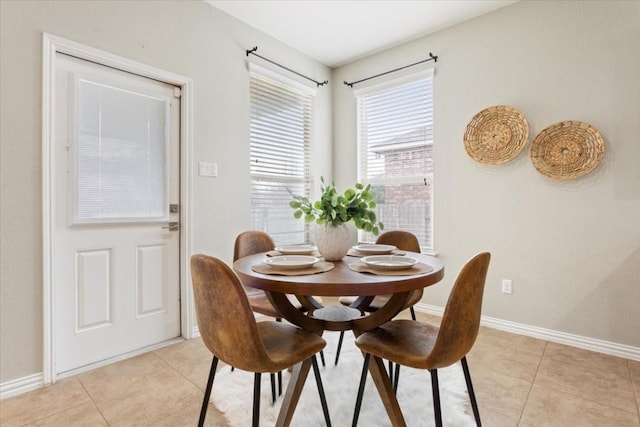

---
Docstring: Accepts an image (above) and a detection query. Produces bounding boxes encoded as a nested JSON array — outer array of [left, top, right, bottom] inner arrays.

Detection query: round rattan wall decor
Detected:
[[530, 121, 605, 180], [463, 105, 529, 165]]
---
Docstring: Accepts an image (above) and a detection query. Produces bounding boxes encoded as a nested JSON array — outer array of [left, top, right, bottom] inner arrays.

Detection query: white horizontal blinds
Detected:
[[358, 75, 434, 249], [249, 72, 313, 245], [76, 80, 168, 222]]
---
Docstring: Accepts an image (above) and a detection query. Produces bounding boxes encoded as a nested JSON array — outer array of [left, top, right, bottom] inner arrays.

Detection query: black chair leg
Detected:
[[461, 356, 482, 426], [270, 373, 276, 404], [335, 331, 345, 365], [320, 350, 326, 367], [430, 369, 442, 427], [351, 353, 371, 427], [393, 363, 401, 393], [273, 318, 285, 397], [387, 306, 415, 390], [312, 355, 332, 427], [252, 372, 261, 427], [198, 356, 218, 427], [388, 360, 394, 389]]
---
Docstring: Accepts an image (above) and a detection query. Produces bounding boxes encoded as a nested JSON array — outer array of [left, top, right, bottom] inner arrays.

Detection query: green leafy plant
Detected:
[[289, 177, 384, 235]]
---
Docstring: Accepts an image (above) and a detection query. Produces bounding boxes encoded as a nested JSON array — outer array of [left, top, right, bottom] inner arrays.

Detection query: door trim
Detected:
[[42, 33, 195, 384]]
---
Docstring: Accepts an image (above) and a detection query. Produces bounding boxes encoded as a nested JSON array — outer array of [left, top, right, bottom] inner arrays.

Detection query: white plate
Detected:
[[274, 245, 318, 255], [361, 255, 418, 270], [264, 255, 319, 270], [352, 244, 397, 255]]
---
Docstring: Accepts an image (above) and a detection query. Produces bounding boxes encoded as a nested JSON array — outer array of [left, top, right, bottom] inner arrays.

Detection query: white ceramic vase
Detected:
[[315, 223, 351, 261]]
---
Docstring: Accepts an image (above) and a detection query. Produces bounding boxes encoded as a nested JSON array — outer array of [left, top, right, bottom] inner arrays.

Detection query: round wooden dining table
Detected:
[[233, 251, 444, 427]]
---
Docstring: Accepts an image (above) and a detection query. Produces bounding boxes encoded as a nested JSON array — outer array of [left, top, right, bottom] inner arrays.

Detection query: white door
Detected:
[[54, 53, 181, 374]]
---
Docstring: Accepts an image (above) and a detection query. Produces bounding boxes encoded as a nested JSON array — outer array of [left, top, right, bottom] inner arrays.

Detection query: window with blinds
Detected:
[[75, 79, 168, 223], [249, 70, 313, 245], [357, 72, 434, 250]]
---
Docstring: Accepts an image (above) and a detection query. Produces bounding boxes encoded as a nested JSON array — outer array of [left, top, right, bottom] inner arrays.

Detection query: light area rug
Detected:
[[210, 330, 476, 426]]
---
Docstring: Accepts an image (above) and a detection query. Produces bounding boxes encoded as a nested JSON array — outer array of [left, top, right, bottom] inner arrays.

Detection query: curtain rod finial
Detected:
[[246, 46, 258, 57]]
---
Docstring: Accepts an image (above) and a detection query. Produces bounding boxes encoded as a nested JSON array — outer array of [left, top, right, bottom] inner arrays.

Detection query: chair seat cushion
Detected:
[[355, 320, 441, 370], [258, 322, 326, 371]]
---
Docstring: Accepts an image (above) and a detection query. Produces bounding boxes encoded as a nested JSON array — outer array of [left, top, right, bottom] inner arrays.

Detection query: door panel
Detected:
[[76, 248, 113, 332], [136, 243, 169, 317], [54, 53, 181, 374]]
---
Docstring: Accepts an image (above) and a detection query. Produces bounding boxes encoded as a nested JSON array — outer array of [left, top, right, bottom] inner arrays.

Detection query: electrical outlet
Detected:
[[501, 279, 512, 294]]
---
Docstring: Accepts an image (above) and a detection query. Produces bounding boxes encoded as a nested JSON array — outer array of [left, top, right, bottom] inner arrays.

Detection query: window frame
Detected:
[[248, 62, 316, 245], [355, 68, 435, 252]]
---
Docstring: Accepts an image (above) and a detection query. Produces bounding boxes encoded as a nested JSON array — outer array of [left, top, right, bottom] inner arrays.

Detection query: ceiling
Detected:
[[206, 0, 517, 68]]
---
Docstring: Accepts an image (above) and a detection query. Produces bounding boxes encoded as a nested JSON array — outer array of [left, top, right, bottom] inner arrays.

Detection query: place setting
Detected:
[[347, 243, 406, 257], [347, 244, 432, 275], [251, 246, 335, 276], [266, 244, 322, 257]]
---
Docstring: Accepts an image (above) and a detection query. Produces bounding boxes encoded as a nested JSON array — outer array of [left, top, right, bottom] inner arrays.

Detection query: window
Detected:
[[249, 67, 314, 245], [356, 70, 434, 250], [75, 79, 169, 223]]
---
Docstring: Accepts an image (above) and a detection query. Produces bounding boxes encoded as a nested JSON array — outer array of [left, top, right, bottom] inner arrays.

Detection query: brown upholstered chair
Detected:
[[233, 230, 294, 400], [190, 254, 330, 427], [351, 252, 491, 427], [233, 230, 305, 319], [233, 230, 325, 399], [335, 230, 423, 367]]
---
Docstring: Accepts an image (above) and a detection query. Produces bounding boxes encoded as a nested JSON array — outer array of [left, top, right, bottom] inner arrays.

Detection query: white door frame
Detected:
[[42, 33, 195, 384]]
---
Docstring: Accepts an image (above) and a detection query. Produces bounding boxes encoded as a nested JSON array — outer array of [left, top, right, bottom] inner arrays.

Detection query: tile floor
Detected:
[[2, 307, 639, 426]]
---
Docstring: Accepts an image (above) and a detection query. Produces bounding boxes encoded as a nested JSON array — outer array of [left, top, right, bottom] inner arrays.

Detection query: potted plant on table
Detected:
[[289, 177, 384, 260]]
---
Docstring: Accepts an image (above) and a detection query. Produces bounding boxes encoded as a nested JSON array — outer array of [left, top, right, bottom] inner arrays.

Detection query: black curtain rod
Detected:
[[246, 46, 328, 87], [343, 52, 438, 88]]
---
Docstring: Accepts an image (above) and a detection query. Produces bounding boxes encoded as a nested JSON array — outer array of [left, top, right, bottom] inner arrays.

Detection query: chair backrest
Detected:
[[376, 230, 421, 253], [233, 231, 275, 261], [426, 252, 491, 368], [190, 254, 273, 372]]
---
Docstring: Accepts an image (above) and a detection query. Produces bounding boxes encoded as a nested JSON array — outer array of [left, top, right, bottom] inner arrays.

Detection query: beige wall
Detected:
[[2, 0, 639, 387], [333, 1, 640, 347], [0, 0, 332, 383]]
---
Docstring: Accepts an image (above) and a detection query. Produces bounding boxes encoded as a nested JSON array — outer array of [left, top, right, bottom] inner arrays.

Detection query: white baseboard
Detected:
[[0, 373, 44, 400], [1, 337, 184, 401], [416, 303, 640, 361], [4, 307, 638, 400]]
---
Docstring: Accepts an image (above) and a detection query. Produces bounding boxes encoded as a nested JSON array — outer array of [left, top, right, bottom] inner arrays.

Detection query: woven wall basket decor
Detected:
[[530, 121, 605, 180], [463, 105, 529, 165]]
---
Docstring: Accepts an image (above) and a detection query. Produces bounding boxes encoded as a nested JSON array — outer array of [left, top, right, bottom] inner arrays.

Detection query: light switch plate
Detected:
[[199, 161, 218, 177]]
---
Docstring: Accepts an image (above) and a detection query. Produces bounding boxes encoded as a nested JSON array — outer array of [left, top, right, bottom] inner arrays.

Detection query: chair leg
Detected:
[[430, 369, 442, 427], [312, 355, 332, 427], [252, 372, 261, 427], [388, 360, 394, 389], [198, 356, 219, 427], [270, 373, 276, 404], [461, 356, 482, 426], [388, 307, 415, 390], [335, 331, 345, 365], [351, 353, 371, 427], [320, 350, 326, 367], [274, 318, 284, 397], [393, 363, 400, 393]]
